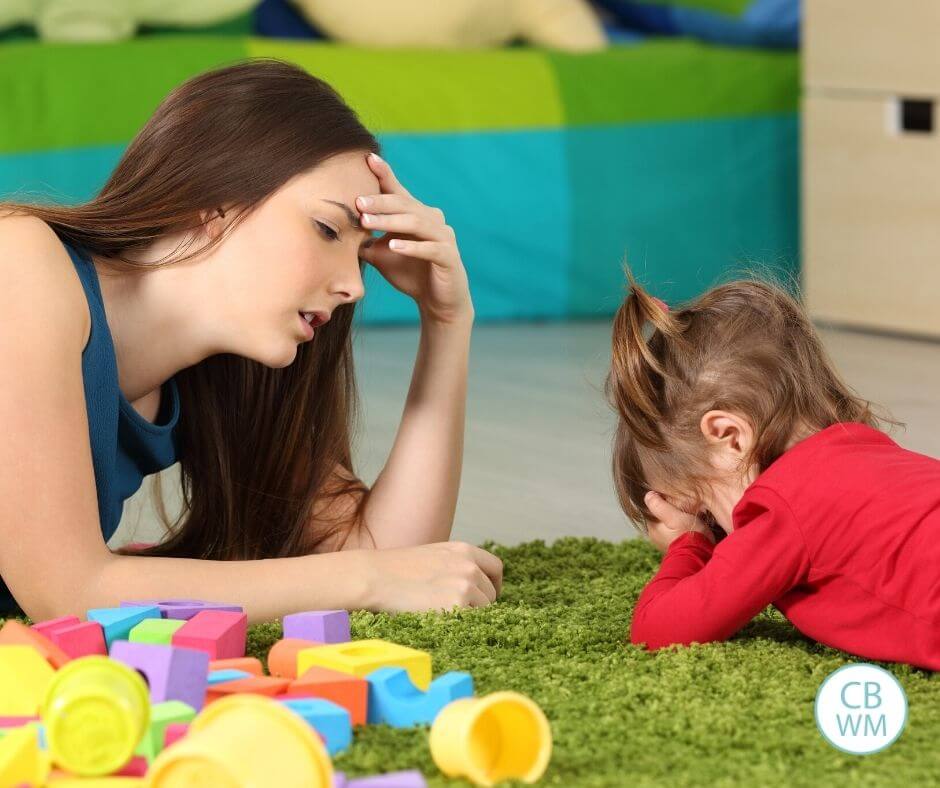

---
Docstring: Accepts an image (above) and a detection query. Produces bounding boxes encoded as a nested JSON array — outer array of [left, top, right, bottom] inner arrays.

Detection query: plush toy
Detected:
[[0, 0, 260, 42], [288, 0, 607, 51]]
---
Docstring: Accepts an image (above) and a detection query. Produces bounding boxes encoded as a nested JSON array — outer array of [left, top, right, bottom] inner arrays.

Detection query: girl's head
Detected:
[[606, 272, 893, 535], [4, 59, 382, 558]]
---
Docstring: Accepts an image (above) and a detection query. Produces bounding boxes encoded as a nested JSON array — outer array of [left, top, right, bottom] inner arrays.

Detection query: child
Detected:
[[607, 274, 940, 671]]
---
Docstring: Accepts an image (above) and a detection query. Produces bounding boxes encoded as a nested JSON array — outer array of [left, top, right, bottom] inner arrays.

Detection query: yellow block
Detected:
[[0, 725, 50, 787], [0, 644, 55, 715], [297, 639, 431, 691]]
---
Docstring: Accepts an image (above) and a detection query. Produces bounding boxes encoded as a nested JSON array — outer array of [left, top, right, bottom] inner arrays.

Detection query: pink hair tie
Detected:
[[651, 296, 669, 312]]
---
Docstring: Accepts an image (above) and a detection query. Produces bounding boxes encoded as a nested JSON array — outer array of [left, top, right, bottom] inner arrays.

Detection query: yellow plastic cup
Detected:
[[146, 693, 333, 788], [429, 691, 552, 786], [41, 655, 150, 777]]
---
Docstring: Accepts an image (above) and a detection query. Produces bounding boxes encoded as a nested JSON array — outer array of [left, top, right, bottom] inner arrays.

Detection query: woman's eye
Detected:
[[315, 221, 339, 241]]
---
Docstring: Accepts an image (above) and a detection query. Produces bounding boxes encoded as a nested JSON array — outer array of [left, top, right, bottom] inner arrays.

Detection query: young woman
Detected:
[[0, 59, 502, 623]]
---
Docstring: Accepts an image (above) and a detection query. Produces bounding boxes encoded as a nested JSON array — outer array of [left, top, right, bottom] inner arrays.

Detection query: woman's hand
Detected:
[[357, 153, 473, 327], [355, 541, 503, 613], [644, 491, 715, 553]]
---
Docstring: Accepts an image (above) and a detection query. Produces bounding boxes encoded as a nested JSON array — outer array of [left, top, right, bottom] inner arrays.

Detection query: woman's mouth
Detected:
[[298, 311, 328, 340]]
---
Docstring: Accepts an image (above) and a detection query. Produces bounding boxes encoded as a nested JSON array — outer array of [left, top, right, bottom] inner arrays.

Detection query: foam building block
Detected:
[[162, 722, 189, 749], [121, 599, 243, 620], [0, 724, 50, 787], [208, 656, 263, 675], [129, 618, 185, 646], [109, 641, 209, 711], [171, 610, 247, 660], [206, 675, 290, 704], [285, 666, 368, 726], [43, 621, 107, 659], [297, 639, 432, 691], [31, 616, 80, 638], [344, 771, 428, 788], [0, 620, 71, 669], [135, 701, 196, 762], [279, 697, 351, 755], [268, 638, 323, 679], [115, 755, 149, 776], [87, 606, 161, 648], [366, 668, 474, 728], [283, 610, 350, 643], [207, 669, 252, 686], [0, 646, 56, 715]]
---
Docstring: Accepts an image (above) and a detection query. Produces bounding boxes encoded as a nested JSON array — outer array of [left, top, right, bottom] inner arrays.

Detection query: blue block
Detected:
[[280, 697, 351, 755], [366, 668, 474, 728], [207, 669, 251, 686], [87, 605, 161, 648]]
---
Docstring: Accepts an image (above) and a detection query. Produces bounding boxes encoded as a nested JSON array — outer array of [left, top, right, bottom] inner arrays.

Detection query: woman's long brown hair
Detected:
[[2, 59, 380, 558], [606, 269, 899, 533]]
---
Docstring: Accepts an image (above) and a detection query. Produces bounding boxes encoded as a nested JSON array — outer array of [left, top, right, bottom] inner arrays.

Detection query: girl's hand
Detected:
[[357, 153, 473, 327], [356, 541, 503, 613], [644, 491, 715, 553]]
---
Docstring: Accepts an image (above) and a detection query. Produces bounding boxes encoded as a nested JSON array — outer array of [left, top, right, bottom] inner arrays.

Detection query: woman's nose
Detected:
[[330, 257, 365, 304]]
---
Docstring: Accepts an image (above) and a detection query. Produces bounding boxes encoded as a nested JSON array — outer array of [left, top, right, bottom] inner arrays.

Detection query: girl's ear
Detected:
[[699, 410, 754, 458]]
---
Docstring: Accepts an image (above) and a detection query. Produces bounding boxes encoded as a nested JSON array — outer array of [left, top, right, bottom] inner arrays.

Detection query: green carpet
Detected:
[[248, 538, 940, 787]]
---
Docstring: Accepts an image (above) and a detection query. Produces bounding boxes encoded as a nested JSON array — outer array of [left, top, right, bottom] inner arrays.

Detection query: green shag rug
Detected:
[[247, 538, 940, 787]]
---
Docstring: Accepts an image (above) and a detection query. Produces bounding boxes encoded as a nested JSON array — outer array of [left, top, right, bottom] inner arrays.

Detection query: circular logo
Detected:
[[815, 664, 908, 755]]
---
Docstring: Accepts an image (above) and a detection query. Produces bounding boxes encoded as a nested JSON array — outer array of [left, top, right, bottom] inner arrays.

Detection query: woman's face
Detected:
[[205, 151, 379, 368]]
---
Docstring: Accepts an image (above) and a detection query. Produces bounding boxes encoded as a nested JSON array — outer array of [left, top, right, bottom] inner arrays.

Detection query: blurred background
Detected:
[[1, 0, 937, 549]]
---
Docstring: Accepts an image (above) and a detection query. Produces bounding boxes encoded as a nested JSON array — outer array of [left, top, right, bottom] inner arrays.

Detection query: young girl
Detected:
[[607, 275, 940, 671], [0, 59, 503, 622]]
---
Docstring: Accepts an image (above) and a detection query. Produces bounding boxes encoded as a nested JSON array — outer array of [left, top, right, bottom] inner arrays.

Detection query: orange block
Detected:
[[267, 638, 323, 680], [205, 675, 290, 704], [208, 657, 263, 676], [286, 666, 368, 726], [0, 620, 70, 669]]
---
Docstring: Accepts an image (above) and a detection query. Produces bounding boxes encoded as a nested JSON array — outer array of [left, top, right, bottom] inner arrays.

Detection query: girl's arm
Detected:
[[630, 487, 811, 649]]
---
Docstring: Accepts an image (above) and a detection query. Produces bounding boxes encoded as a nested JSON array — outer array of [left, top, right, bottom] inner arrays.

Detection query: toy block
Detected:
[[283, 610, 350, 643], [208, 656, 263, 675], [279, 697, 351, 755], [366, 667, 473, 727], [205, 675, 290, 704], [285, 666, 368, 725], [0, 724, 50, 787], [345, 771, 428, 788], [207, 669, 251, 686], [121, 599, 243, 620], [171, 610, 247, 660], [0, 645, 55, 715], [114, 755, 149, 776], [45, 621, 107, 659], [87, 606, 161, 647], [135, 700, 196, 762], [0, 716, 38, 727], [162, 722, 189, 749], [268, 637, 323, 679], [109, 641, 209, 712], [297, 639, 431, 691], [0, 620, 71, 669], [31, 616, 80, 638], [129, 618, 185, 645]]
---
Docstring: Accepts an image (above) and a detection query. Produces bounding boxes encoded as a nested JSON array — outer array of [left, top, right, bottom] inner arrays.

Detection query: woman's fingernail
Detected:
[[357, 196, 371, 209], [361, 213, 373, 224], [389, 239, 404, 250], [369, 152, 384, 164]]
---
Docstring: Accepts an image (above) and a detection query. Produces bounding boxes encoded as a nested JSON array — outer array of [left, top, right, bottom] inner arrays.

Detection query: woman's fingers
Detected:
[[367, 152, 412, 198], [360, 211, 454, 241]]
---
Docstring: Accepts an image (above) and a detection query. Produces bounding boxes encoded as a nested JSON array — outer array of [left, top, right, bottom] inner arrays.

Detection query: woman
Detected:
[[0, 59, 502, 623]]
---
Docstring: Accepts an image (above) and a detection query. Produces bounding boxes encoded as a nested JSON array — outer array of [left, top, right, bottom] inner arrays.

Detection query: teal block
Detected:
[[366, 667, 473, 728], [87, 605, 161, 648], [207, 669, 251, 686], [280, 697, 351, 755]]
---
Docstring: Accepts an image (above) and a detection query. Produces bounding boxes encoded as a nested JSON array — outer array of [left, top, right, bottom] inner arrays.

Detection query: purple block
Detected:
[[282, 610, 350, 644], [334, 773, 347, 788], [347, 771, 427, 788], [121, 599, 243, 621], [110, 641, 209, 711]]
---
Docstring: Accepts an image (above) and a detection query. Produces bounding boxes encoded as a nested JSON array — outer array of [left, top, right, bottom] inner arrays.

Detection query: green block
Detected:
[[129, 618, 185, 645], [136, 700, 195, 762]]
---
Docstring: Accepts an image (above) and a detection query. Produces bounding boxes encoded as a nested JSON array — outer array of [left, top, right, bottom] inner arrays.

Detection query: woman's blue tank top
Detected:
[[0, 237, 181, 611]]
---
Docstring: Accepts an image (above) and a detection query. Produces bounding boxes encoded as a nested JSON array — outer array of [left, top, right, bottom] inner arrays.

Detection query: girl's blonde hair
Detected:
[[605, 270, 896, 532]]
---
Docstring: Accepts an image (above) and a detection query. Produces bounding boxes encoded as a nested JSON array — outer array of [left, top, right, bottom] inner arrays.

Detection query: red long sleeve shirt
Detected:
[[630, 422, 940, 671]]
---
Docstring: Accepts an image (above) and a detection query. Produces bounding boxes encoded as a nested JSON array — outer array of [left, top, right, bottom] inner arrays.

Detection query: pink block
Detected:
[[31, 616, 80, 638], [0, 716, 38, 727], [48, 621, 108, 658], [171, 610, 248, 660], [115, 755, 148, 777], [163, 722, 190, 749]]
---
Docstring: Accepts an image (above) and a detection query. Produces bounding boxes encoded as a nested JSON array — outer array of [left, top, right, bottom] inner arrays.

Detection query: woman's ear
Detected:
[[200, 206, 230, 242], [699, 410, 754, 458]]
